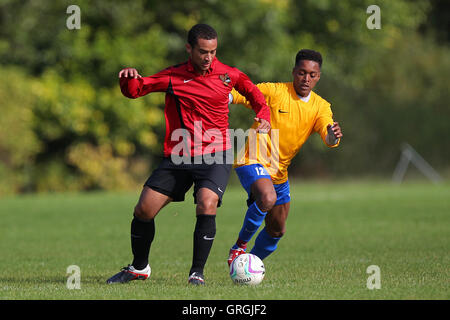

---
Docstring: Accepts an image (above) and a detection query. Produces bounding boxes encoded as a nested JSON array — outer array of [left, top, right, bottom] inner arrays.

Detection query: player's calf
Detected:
[[265, 226, 286, 238]]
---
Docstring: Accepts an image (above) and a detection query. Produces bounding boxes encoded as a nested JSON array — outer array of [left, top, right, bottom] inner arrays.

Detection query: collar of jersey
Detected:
[[289, 82, 312, 103], [297, 91, 311, 103]]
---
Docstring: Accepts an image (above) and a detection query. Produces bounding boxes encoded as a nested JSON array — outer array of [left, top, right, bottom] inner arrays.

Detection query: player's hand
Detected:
[[254, 117, 271, 134], [327, 122, 343, 139], [118, 68, 142, 79]]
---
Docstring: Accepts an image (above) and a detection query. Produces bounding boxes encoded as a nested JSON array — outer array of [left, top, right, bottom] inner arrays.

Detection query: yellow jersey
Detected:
[[232, 82, 339, 184]]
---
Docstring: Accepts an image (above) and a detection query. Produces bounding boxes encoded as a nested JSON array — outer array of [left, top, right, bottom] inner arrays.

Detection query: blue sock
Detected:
[[250, 227, 280, 260], [235, 202, 267, 247]]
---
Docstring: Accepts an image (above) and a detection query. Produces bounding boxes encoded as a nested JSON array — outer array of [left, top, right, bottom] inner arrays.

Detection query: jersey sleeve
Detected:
[[314, 102, 340, 147], [119, 67, 171, 99], [232, 72, 271, 122], [231, 82, 274, 110]]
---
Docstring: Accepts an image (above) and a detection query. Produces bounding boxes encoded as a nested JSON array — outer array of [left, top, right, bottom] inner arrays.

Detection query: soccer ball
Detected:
[[229, 253, 265, 285]]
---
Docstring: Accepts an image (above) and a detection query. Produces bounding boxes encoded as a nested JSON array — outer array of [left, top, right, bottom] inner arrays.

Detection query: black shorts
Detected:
[[144, 155, 232, 207]]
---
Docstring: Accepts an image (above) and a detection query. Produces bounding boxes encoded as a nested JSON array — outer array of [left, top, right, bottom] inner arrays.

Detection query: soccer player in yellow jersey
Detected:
[[227, 49, 343, 265]]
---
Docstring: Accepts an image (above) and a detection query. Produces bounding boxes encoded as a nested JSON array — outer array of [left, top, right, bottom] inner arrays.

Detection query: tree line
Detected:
[[0, 0, 448, 194]]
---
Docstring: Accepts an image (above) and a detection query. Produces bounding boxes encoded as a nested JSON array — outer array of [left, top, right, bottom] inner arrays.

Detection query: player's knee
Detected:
[[257, 191, 277, 212], [196, 197, 218, 215], [134, 202, 156, 221]]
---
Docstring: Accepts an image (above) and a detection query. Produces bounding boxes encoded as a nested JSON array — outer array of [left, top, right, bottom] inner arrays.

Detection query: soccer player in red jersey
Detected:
[[107, 24, 270, 285]]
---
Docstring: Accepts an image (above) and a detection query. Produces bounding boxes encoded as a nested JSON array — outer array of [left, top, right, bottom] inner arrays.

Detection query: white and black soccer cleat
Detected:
[[106, 264, 151, 284], [188, 272, 205, 285]]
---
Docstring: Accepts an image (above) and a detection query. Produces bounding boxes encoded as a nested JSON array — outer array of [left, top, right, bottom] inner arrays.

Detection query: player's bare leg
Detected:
[[264, 202, 290, 238], [134, 186, 173, 220]]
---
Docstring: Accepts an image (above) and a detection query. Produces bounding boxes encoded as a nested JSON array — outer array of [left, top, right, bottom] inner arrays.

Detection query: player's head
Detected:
[[292, 49, 322, 97], [186, 24, 218, 74]]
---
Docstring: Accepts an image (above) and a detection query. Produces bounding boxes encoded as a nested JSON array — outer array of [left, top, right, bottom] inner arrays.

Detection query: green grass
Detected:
[[0, 181, 449, 300]]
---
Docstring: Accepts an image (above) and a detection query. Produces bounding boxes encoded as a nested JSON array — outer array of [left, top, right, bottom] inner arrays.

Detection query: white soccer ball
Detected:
[[229, 253, 265, 285]]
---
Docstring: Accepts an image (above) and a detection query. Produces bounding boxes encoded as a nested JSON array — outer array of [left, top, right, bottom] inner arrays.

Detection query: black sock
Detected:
[[130, 215, 155, 270], [189, 214, 216, 275]]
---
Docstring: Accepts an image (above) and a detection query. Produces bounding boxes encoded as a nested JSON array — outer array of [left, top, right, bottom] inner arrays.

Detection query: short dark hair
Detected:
[[187, 24, 218, 48], [295, 49, 323, 68]]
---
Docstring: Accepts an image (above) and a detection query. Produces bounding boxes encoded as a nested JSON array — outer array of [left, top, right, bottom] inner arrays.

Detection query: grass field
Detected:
[[0, 180, 449, 300]]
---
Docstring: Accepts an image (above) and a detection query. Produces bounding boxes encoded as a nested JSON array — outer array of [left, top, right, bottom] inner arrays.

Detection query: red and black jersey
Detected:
[[120, 57, 270, 157]]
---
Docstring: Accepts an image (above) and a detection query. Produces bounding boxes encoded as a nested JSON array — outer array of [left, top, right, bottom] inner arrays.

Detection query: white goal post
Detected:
[[392, 143, 443, 184]]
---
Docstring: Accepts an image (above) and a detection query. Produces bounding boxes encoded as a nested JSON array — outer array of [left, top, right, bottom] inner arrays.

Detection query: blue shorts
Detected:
[[235, 164, 291, 207]]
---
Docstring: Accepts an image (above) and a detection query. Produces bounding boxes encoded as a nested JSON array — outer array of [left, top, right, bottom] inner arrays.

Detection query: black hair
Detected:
[[295, 49, 323, 68], [187, 24, 218, 48]]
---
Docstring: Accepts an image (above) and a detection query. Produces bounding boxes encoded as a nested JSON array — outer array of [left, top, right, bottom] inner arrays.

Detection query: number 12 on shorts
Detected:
[[254, 166, 268, 176]]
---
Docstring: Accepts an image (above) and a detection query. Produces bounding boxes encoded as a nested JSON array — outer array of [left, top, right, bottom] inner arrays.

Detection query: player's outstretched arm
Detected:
[[229, 89, 271, 134]]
